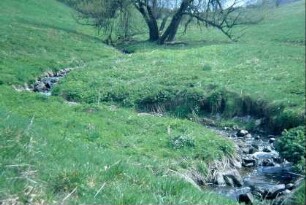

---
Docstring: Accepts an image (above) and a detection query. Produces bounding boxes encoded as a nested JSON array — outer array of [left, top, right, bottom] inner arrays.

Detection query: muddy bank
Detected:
[[136, 89, 304, 135]]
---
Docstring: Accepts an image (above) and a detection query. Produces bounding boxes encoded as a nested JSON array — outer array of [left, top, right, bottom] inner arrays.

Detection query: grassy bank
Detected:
[[0, 87, 235, 204]]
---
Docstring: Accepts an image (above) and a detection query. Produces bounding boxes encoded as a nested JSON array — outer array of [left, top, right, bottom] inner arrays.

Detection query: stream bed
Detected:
[[207, 127, 303, 204]]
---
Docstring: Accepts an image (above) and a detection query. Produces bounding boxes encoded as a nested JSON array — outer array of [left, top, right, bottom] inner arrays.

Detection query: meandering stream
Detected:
[[19, 68, 303, 204]]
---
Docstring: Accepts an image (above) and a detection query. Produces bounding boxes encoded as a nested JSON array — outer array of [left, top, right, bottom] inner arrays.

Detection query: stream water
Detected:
[[207, 127, 302, 204], [21, 69, 303, 204], [13, 68, 73, 95]]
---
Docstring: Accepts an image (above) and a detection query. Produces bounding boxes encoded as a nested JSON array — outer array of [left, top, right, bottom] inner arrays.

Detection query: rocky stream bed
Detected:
[[13, 68, 73, 95], [206, 127, 304, 205], [15, 68, 304, 205]]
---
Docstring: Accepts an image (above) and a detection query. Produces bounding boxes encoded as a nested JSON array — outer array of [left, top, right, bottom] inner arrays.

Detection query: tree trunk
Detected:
[[146, 4, 159, 41], [135, 3, 159, 42], [147, 21, 159, 41], [157, 0, 193, 44]]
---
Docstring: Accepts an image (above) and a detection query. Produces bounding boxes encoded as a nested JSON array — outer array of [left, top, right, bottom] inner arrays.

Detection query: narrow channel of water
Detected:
[[207, 126, 302, 204]]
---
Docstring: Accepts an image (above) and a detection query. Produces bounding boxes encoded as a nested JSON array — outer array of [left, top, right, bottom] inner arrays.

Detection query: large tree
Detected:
[[61, 0, 260, 44]]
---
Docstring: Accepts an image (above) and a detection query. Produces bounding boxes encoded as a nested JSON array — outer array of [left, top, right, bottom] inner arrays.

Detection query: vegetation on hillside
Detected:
[[0, 88, 236, 204], [0, 0, 304, 204], [276, 126, 305, 174], [56, 0, 305, 133]]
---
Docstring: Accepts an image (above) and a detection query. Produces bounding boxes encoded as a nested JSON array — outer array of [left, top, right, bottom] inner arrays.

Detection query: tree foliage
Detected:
[[60, 0, 263, 44]]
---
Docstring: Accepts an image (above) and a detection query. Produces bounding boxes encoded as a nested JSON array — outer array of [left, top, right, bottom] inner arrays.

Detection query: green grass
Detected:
[[0, 87, 236, 204], [0, 0, 118, 85], [0, 0, 305, 204], [291, 180, 306, 205], [54, 1, 305, 133], [0, 1, 236, 203]]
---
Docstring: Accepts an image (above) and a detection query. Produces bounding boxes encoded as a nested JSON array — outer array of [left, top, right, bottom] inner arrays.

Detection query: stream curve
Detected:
[[17, 69, 304, 205]]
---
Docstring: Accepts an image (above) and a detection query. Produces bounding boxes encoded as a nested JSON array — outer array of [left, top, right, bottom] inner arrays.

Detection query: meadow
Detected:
[[0, 0, 304, 204]]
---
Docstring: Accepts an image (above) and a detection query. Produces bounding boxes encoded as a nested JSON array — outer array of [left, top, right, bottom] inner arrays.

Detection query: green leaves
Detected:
[[275, 126, 305, 173]]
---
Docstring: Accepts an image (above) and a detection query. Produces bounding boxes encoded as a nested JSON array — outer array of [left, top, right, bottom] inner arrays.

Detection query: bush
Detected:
[[275, 126, 305, 173]]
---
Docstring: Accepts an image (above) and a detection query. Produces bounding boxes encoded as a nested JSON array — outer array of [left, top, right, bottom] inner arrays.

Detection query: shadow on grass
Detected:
[[115, 39, 234, 53]]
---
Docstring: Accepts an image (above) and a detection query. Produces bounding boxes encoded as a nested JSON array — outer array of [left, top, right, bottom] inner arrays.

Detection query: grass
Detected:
[[0, 0, 305, 204], [0, 87, 236, 204], [55, 1, 305, 133], [0, 0, 117, 85], [0, 1, 236, 203], [291, 180, 306, 205]]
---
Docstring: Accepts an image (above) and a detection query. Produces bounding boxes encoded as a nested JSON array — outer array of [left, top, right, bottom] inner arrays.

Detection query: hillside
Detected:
[[0, 0, 236, 204], [56, 0, 305, 133], [0, 0, 305, 204]]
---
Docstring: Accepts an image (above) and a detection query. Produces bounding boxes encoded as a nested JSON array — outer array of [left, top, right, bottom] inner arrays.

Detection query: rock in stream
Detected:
[[208, 127, 300, 204]]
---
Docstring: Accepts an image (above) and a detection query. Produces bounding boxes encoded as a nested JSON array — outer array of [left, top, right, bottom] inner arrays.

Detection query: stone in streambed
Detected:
[[251, 143, 260, 150], [263, 146, 273, 153], [42, 78, 52, 89], [266, 184, 286, 199], [223, 169, 244, 187], [282, 189, 291, 195], [251, 151, 279, 159], [249, 147, 258, 154], [273, 156, 284, 164], [230, 158, 242, 169], [50, 77, 59, 83], [33, 82, 47, 92], [239, 192, 254, 205], [242, 157, 257, 167], [224, 176, 235, 187], [242, 147, 251, 154], [254, 135, 260, 140], [245, 133, 252, 138], [269, 138, 276, 144], [215, 173, 226, 186], [252, 184, 286, 199], [285, 183, 294, 190], [261, 159, 275, 166], [214, 169, 243, 187], [237, 129, 249, 137]]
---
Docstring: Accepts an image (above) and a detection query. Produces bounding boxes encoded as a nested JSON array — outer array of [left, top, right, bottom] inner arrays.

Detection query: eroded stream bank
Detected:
[[15, 69, 304, 205]]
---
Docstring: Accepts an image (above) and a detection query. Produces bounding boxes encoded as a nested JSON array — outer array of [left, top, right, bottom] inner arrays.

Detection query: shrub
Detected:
[[275, 126, 305, 173]]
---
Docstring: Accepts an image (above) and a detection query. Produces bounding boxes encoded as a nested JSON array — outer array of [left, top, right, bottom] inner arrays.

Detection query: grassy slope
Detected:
[[54, 1, 304, 132], [0, 0, 117, 85], [0, 89, 235, 204], [0, 0, 236, 204]]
